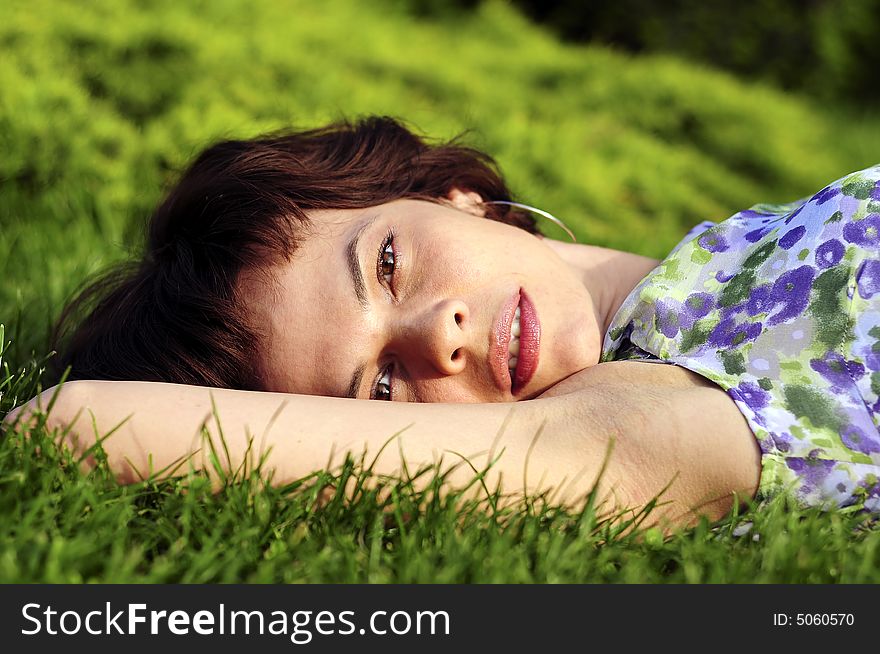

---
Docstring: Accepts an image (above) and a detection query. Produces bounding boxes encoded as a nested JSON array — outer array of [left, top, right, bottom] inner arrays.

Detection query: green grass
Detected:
[[1, 0, 879, 582], [3, 370, 879, 583]]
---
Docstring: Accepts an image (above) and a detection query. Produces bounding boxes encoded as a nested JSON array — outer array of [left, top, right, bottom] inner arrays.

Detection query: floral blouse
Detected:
[[602, 164, 880, 513]]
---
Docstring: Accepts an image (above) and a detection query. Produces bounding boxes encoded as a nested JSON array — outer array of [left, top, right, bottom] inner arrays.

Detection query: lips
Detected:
[[491, 288, 540, 397], [512, 290, 540, 394]]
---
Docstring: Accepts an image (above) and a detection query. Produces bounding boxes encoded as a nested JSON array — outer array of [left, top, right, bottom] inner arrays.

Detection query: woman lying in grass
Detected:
[[8, 117, 880, 528]]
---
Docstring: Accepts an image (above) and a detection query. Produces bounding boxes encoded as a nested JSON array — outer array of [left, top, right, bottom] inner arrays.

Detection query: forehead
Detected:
[[241, 206, 375, 395]]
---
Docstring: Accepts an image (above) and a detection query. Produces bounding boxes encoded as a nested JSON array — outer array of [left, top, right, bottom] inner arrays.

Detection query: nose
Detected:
[[391, 298, 469, 375]]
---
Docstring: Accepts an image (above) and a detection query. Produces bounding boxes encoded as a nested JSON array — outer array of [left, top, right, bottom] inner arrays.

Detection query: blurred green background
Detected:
[[2, 0, 879, 369], [507, 0, 880, 107]]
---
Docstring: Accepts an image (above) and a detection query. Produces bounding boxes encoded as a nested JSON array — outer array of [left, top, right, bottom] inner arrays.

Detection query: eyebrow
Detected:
[[346, 214, 378, 312], [345, 363, 367, 400], [343, 214, 378, 398]]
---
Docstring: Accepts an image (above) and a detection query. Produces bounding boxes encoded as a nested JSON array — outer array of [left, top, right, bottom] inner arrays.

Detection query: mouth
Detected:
[[492, 289, 541, 397]]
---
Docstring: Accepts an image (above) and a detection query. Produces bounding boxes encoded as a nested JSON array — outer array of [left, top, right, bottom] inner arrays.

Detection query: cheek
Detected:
[[421, 235, 479, 273]]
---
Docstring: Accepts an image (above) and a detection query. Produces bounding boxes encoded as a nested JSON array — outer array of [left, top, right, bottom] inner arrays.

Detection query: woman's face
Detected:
[[243, 192, 604, 402]]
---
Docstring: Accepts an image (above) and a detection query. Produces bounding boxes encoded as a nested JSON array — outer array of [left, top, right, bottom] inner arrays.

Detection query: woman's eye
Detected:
[[373, 366, 393, 401], [378, 232, 395, 287]]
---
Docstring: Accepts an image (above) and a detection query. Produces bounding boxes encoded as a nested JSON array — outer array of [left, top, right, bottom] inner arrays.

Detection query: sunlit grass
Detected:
[[2, 349, 879, 583]]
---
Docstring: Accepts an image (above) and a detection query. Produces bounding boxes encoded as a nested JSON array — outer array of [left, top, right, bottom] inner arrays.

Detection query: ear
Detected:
[[446, 188, 486, 217]]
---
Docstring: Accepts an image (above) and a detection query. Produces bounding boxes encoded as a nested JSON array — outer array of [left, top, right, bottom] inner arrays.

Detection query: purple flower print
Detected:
[[855, 259, 880, 299], [745, 284, 773, 316], [871, 182, 880, 201], [655, 298, 699, 338], [842, 214, 880, 247], [779, 225, 806, 250], [857, 476, 880, 501], [813, 185, 841, 205], [698, 231, 729, 253], [810, 351, 864, 388], [783, 205, 804, 224], [684, 292, 714, 319], [708, 315, 763, 348], [745, 227, 773, 242], [767, 265, 815, 326], [859, 337, 880, 371], [841, 424, 880, 455], [739, 209, 770, 218], [770, 432, 792, 453], [655, 293, 716, 338], [716, 270, 735, 283], [786, 456, 836, 494], [655, 300, 682, 338], [736, 381, 770, 410], [814, 239, 844, 269]]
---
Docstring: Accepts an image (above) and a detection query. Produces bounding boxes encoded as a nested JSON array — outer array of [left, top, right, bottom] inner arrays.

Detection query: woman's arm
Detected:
[[4, 362, 761, 528]]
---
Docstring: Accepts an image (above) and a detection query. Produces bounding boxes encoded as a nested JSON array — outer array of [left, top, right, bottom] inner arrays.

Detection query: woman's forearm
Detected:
[[15, 380, 600, 503], [6, 368, 760, 528]]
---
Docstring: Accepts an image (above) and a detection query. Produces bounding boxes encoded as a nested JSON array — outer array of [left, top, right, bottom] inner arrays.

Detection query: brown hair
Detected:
[[52, 116, 537, 390]]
